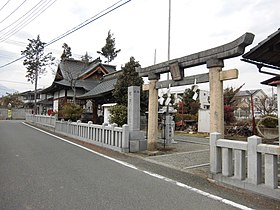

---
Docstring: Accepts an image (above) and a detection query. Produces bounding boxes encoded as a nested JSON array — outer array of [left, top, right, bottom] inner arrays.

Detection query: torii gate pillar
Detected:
[[207, 58, 225, 137], [147, 73, 160, 151]]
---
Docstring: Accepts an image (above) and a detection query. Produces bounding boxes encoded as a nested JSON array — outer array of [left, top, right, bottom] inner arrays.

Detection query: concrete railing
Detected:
[[210, 132, 280, 200], [25, 114, 129, 153]]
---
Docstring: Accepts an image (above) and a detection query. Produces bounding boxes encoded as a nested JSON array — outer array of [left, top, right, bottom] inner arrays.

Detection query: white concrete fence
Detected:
[[210, 132, 280, 200], [26, 114, 129, 153]]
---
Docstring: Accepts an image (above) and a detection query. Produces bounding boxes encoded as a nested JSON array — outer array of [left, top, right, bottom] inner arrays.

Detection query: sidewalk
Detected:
[[130, 135, 211, 178]]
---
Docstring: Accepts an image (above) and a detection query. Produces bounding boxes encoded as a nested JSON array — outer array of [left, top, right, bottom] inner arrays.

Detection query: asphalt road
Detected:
[[0, 120, 246, 210]]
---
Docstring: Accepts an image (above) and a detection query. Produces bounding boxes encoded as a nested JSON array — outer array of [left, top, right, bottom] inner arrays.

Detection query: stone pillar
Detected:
[[147, 73, 160, 151], [128, 86, 140, 131], [207, 59, 224, 137], [128, 86, 146, 152]]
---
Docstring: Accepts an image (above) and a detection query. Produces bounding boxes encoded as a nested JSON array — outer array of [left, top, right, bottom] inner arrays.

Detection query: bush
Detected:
[[109, 104, 127, 126], [60, 103, 83, 121], [259, 114, 278, 128], [174, 113, 197, 122]]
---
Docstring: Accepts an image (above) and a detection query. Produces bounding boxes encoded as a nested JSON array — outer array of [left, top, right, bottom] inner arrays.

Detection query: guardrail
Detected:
[[25, 114, 129, 153], [210, 132, 280, 200]]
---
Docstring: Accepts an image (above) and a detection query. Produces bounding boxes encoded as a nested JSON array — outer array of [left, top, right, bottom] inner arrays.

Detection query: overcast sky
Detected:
[[0, 0, 280, 94]]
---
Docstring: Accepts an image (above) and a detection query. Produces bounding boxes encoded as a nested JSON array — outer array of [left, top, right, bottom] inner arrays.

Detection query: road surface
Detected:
[[0, 121, 250, 209]]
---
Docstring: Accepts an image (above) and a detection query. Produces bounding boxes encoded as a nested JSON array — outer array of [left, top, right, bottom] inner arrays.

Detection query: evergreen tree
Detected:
[[21, 35, 55, 114], [61, 43, 72, 60], [112, 57, 147, 112], [182, 86, 200, 115], [97, 30, 121, 64], [81, 52, 92, 64]]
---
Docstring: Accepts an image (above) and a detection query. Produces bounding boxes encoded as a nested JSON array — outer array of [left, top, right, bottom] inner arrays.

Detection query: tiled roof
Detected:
[[78, 78, 118, 99], [55, 79, 99, 91], [77, 70, 122, 99], [235, 89, 261, 97]]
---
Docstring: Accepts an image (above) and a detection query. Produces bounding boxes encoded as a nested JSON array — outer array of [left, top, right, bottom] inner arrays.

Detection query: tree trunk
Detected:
[[34, 68, 38, 114]]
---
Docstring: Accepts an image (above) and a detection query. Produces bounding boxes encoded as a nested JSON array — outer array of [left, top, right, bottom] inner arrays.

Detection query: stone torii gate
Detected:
[[137, 33, 255, 151]]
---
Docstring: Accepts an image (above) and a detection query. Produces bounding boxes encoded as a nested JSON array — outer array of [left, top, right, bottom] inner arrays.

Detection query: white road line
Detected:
[[183, 163, 210, 169], [22, 122, 253, 210], [152, 149, 210, 157]]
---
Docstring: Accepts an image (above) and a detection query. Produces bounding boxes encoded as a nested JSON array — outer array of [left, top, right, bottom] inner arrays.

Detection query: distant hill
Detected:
[[0, 84, 16, 97]]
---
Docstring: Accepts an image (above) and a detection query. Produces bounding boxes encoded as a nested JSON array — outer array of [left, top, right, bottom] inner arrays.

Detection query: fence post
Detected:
[[77, 120, 81, 137], [265, 154, 278, 189], [210, 132, 222, 174], [111, 123, 117, 146], [247, 135, 262, 185], [234, 150, 246, 180], [101, 123, 106, 144], [88, 121, 93, 140], [122, 124, 129, 152], [222, 148, 233, 177]]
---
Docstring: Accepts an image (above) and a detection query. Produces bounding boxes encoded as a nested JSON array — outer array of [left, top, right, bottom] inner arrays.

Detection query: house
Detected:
[[234, 89, 267, 118], [42, 57, 117, 121]]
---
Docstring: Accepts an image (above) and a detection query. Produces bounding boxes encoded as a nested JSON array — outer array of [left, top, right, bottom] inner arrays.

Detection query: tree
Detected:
[[0, 92, 24, 108], [255, 95, 277, 115], [81, 52, 92, 64], [113, 57, 144, 106], [61, 43, 72, 60], [223, 84, 244, 125], [62, 60, 85, 104], [110, 57, 147, 125], [182, 86, 200, 115], [97, 30, 121, 64], [21, 35, 55, 114]]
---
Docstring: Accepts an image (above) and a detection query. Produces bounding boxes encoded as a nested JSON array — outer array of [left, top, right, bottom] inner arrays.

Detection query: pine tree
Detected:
[[21, 35, 55, 114], [112, 57, 148, 112], [61, 43, 72, 60], [97, 30, 121, 64], [81, 52, 92, 64]]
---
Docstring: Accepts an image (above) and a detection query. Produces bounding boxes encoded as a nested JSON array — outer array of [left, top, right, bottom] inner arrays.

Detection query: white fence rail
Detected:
[[210, 132, 280, 200], [26, 114, 129, 153]]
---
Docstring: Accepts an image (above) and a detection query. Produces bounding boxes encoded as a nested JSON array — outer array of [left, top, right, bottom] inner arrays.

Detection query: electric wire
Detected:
[[0, 0, 47, 34], [0, 0, 57, 43], [0, 0, 28, 24], [0, 0, 132, 69], [0, 0, 11, 12]]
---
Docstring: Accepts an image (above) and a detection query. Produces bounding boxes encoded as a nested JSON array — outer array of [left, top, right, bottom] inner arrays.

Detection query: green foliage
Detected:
[[60, 103, 83, 121], [81, 52, 92, 64], [223, 84, 244, 107], [97, 30, 121, 63], [109, 105, 127, 126], [259, 114, 278, 128], [0, 92, 24, 108], [112, 57, 148, 113], [61, 43, 72, 60], [181, 86, 200, 115], [21, 35, 55, 84]]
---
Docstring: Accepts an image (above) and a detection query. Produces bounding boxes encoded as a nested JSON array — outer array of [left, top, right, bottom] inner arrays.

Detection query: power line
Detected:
[[0, 0, 11, 12], [46, 0, 125, 46], [0, 79, 30, 85], [0, 0, 132, 69], [0, 0, 28, 24], [0, 0, 57, 43]]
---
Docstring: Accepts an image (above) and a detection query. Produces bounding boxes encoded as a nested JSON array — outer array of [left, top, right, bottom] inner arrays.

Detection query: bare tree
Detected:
[[255, 95, 277, 115]]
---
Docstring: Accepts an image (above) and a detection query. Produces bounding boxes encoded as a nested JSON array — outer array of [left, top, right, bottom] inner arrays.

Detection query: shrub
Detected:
[[61, 103, 83, 121], [109, 104, 127, 126], [259, 114, 278, 128], [174, 113, 197, 122]]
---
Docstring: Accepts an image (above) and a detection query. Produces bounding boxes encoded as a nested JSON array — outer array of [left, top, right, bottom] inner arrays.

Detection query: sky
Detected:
[[0, 0, 280, 95]]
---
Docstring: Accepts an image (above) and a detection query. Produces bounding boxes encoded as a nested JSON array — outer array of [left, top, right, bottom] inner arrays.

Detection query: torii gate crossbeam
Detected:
[[137, 33, 254, 151]]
